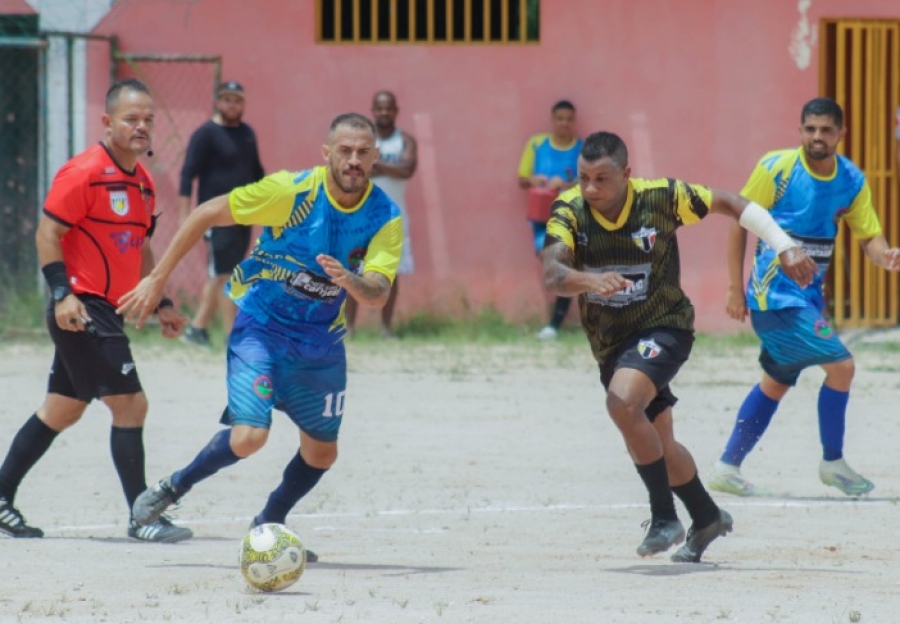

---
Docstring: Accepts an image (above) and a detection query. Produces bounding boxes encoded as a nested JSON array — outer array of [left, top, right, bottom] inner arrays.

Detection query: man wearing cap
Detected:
[[178, 81, 265, 346]]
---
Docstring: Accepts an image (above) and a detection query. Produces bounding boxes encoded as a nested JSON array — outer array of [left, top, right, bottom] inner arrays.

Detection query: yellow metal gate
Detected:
[[820, 19, 900, 328]]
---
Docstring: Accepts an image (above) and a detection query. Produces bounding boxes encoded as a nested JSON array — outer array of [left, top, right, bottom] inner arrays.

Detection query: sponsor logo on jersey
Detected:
[[109, 231, 145, 254], [285, 269, 341, 303], [631, 227, 657, 253], [110, 190, 130, 216], [253, 375, 273, 399], [585, 264, 650, 307], [813, 319, 834, 338], [637, 338, 661, 359]]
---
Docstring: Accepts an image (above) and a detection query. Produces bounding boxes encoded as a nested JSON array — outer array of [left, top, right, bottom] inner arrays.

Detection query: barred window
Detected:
[[317, 0, 540, 44]]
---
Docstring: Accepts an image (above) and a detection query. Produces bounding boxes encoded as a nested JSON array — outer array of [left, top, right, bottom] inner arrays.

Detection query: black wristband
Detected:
[[154, 297, 174, 314], [41, 261, 71, 293]]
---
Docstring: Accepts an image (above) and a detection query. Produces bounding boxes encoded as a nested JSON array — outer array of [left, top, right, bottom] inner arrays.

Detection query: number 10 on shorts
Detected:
[[322, 391, 345, 417]]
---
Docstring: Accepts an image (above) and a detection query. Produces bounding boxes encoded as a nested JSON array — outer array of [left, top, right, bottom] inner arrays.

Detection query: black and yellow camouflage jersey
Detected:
[[545, 178, 713, 364]]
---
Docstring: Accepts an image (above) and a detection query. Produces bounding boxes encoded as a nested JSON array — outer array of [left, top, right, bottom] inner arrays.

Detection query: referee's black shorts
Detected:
[[46, 294, 143, 401]]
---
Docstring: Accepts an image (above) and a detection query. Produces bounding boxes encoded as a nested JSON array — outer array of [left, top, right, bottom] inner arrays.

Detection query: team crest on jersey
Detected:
[[348, 248, 366, 273], [813, 319, 834, 339], [637, 338, 661, 359], [833, 207, 848, 226], [631, 227, 657, 253], [110, 191, 130, 216]]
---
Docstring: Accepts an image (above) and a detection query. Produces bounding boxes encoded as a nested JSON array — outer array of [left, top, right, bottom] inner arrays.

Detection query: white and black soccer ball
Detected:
[[239, 523, 306, 592]]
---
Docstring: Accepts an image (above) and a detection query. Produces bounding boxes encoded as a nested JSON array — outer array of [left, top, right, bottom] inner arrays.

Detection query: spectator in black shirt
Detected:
[[178, 81, 264, 346]]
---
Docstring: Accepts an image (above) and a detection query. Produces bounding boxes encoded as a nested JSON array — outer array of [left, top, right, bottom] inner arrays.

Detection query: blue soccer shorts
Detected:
[[751, 305, 851, 386], [224, 313, 347, 442]]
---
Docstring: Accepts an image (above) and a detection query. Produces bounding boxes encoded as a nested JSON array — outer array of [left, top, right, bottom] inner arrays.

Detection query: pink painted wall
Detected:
[[0, 0, 33, 13], [81, 0, 900, 332]]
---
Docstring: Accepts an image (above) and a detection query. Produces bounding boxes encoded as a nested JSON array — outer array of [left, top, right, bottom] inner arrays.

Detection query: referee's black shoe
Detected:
[[128, 515, 193, 543], [0, 497, 44, 538]]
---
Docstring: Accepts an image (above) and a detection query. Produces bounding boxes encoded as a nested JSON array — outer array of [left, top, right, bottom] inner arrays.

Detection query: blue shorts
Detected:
[[530, 220, 547, 255], [751, 306, 850, 386], [224, 313, 347, 442]]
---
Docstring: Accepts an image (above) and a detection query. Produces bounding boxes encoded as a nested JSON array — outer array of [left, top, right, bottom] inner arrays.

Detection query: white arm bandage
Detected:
[[738, 202, 795, 255]]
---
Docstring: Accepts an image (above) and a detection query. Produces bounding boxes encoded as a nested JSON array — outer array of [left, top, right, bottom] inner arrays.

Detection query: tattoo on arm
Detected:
[[544, 242, 575, 291], [348, 272, 392, 303]]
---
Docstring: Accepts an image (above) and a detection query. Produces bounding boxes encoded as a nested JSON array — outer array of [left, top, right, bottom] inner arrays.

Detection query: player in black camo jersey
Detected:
[[542, 131, 817, 562]]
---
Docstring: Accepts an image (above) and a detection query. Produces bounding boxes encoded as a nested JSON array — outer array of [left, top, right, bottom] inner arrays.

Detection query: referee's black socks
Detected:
[[0, 414, 59, 502]]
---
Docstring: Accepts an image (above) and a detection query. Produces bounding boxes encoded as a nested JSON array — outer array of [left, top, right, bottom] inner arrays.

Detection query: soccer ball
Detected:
[[239, 523, 307, 592]]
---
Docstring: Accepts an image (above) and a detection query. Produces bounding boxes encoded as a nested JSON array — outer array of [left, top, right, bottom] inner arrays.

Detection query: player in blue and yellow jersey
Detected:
[[119, 113, 402, 561], [709, 98, 900, 498], [543, 131, 817, 563], [519, 100, 583, 340]]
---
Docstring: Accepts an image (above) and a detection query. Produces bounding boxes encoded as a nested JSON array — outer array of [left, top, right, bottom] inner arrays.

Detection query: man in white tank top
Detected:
[[345, 91, 418, 337]]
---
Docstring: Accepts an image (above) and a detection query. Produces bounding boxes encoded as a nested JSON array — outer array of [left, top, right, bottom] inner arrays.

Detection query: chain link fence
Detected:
[[0, 31, 45, 312], [0, 23, 114, 323], [0, 21, 219, 324], [114, 53, 221, 309]]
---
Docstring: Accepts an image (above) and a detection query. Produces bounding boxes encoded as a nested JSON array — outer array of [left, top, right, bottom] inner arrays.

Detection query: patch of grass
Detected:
[[855, 340, 900, 354], [350, 306, 587, 346], [693, 331, 759, 351], [0, 285, 46, 340]]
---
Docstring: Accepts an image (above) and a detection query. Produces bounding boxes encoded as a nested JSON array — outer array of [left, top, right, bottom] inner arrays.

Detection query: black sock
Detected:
[[174, 428, 241, 493], [110, 426, 146, 509], [671, 473, 719, 529], [549, 296, 572, 329], [0, 414, 59, 503], [259, 452, 328, 524], [635, 457, 678, 521]]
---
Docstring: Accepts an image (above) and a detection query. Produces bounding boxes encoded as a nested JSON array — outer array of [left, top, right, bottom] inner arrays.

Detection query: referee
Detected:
[[0, 79, 192, 543]]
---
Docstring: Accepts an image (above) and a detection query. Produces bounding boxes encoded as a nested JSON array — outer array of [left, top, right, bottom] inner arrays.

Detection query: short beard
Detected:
[[330, 165, 365, 194], [804, 147, 832, 161]]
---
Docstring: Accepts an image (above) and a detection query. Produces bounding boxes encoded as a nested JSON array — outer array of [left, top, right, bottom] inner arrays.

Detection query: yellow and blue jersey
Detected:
[[517, 133, 582, 181], [742, 148, 881, 311], [226, 167, 402, 345]]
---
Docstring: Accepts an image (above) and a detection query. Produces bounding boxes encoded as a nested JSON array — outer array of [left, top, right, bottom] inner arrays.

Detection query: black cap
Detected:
[[217, 81, 245, 96]]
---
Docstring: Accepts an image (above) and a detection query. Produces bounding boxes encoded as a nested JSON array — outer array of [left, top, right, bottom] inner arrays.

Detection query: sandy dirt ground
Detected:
[[0, 333, 898, 624]]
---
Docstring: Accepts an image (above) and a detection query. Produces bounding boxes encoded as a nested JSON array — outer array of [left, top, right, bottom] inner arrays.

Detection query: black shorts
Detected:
[[207, 224, 252, 276], [599, 327, 694, 422], [46, 295, 143, 401]]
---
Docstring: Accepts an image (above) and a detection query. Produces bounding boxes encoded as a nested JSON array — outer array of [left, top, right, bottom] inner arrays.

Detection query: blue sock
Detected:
[[720, 384, 780, 466], [258, 453, 328, 524], [818, 385, 848, 461], [172, 429, 241, 493]]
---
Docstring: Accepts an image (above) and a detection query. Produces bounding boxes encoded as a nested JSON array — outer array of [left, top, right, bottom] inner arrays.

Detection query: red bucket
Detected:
[[527, 186, 559, 222]]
